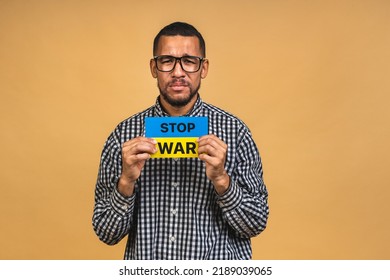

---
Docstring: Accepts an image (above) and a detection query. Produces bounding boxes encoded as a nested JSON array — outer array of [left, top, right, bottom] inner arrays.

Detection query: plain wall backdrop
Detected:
[[1, 0, 389, 259]]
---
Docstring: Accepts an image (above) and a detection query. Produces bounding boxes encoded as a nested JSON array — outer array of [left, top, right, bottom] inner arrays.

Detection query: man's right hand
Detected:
[[118, 137, 157, 197]]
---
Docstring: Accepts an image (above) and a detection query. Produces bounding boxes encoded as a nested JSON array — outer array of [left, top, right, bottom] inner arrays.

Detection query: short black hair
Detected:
[[153, 22, 206, 57]]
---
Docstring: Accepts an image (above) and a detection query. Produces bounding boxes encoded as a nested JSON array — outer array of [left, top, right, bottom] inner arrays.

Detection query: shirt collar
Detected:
[[154, 94, 204, 117]]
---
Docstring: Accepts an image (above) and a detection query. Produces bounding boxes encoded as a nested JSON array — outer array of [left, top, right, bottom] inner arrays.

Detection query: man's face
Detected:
[[150, 35, 208, 110]]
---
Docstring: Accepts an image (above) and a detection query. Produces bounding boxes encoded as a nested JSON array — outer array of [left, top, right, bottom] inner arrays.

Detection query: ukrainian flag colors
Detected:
[[145, 117, 208, 158]]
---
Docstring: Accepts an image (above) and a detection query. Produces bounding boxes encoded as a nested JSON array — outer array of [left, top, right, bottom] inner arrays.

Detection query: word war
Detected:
[[145, 116, 208, 158]]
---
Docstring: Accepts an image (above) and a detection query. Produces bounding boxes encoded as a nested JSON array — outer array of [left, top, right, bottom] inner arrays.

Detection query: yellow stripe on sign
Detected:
[[151, 137, 199, 158]]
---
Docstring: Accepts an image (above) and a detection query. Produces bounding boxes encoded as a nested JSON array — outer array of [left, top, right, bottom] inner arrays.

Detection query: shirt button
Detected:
[[171, 182, 179, 188], [171, 209, 177, 215], [121, 205, 128, 210], [170, 236, 176, 242], [173, 158, 179, 162]]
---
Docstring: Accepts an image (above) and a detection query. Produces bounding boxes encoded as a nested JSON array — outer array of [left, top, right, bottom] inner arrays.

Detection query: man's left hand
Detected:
[[197, 134, 230, 195]]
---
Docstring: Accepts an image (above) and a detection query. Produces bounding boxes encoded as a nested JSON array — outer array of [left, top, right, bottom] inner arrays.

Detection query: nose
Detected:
[[171, 58, 185, 77]]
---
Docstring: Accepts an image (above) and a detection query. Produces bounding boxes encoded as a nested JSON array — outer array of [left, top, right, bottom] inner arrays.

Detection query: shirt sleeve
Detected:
[[92, 131, 135, 245], [216, 127, 269, 238]]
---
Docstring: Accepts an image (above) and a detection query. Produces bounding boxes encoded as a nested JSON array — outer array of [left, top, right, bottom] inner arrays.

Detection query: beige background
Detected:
[[1, 0, 389, 259]]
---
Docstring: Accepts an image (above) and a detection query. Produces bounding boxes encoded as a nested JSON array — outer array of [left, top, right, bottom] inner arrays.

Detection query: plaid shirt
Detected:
[[93, 96, 269, 259]]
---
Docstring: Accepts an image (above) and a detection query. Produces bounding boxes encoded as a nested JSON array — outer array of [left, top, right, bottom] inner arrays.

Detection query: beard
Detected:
[[158, 78, 200, 108]]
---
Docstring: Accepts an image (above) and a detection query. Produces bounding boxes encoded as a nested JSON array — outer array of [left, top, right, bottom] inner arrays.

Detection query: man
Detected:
[[93, 22, 269, 259]]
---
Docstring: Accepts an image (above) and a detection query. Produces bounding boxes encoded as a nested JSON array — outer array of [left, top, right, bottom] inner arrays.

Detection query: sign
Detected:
[[145, 116, 208, 158]]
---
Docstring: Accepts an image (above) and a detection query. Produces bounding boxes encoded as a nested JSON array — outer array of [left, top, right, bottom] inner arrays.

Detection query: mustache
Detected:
[[168, 78, 189, 86]]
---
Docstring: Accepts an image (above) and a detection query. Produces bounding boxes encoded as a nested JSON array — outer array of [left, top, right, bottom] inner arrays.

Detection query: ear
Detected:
[[150, 59, 158, 78], [201, 59, 209, 79]]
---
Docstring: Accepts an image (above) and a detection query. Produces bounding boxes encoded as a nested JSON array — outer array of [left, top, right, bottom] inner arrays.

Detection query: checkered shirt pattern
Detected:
[[93, 96, 269, 259]]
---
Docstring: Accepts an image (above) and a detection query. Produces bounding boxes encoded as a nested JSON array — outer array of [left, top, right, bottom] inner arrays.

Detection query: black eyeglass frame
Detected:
[[153, 55, 205, 73]]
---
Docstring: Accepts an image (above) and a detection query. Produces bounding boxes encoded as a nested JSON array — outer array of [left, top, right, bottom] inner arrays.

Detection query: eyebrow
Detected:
[[159, 53, 200, 57]]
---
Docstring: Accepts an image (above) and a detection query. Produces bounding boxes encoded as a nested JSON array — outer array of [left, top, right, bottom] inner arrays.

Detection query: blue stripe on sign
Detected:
[[145, 116, 208, 138]]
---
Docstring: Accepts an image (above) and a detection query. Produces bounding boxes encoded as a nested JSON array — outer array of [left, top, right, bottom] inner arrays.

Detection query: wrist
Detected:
[[213, 173, 230, 195], [117, 176, 136, 197]]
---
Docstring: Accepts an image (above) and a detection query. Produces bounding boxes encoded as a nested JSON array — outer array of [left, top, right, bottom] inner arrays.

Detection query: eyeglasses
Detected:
[[153, 55, 204, 73]]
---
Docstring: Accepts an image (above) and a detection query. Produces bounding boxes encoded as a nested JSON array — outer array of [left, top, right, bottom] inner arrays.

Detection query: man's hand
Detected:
[[118, 137, 157, 197], [197, 135, 230, 195]]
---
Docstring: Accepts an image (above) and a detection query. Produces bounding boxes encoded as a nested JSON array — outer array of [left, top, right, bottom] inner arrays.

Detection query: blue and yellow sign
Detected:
[[145, 116, 208, 158]]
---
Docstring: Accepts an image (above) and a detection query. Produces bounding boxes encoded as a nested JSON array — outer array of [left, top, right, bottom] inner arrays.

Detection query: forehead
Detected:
[[156, 35, 202, 56]]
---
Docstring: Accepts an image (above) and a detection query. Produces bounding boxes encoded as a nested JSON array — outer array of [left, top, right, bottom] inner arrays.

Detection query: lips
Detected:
[[171, 82, 187, 87], [170, 86, 187, 92], [169, 79, 189, 91]]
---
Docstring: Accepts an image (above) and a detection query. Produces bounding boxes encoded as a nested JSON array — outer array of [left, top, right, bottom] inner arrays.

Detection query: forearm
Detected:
[[93, 184, 135, 245], [216, 127, 269, 237], [217, 179, 269, 238]]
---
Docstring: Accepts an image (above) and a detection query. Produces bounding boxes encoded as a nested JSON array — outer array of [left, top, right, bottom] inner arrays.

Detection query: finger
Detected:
[[198, 143, 219, 157], [123, 137, 156, 148], [198, 136, 227, 158], [198, 148, 225, 164], [123, 138, 157, 157], [197, 135, 227, 150], [198, 152, 215, 163]]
